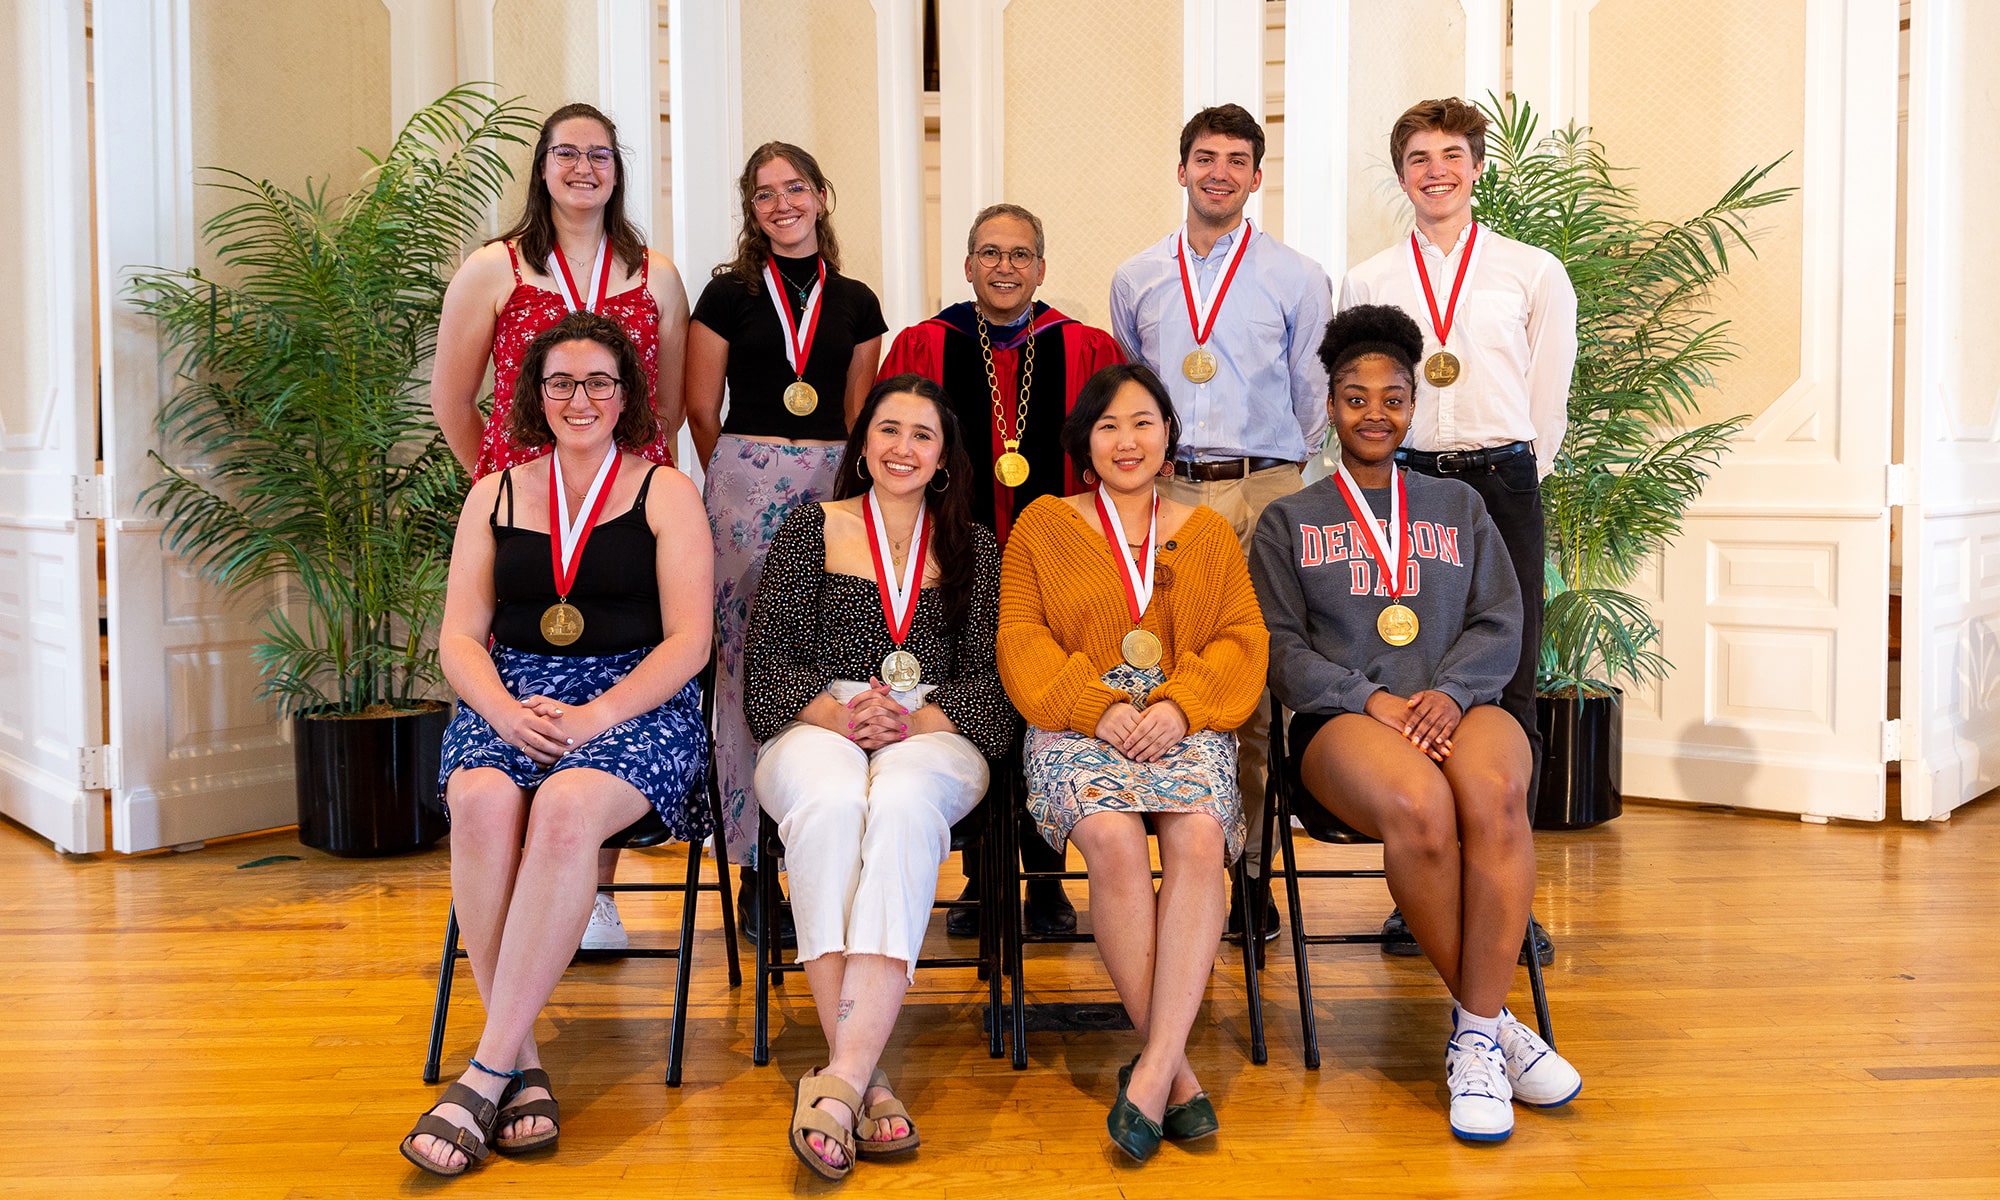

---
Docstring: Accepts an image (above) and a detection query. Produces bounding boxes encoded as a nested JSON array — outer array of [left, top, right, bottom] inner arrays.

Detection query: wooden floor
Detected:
[[4, 799, 1999, 1199]]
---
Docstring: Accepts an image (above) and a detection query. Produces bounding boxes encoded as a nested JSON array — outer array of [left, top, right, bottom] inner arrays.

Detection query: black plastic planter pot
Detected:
[[1534, 689, 1623, 830], [294, 702, 450, 856]]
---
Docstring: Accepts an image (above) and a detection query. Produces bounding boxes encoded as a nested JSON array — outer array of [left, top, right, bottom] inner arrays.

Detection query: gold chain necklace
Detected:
[[977, 309, 1035, 488]]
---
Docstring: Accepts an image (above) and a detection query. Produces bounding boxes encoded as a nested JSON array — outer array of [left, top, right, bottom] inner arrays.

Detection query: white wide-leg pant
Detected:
[[755, 723, 989, 981]]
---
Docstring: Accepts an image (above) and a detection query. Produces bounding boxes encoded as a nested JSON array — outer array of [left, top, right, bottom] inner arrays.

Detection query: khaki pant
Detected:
[[1158, 462, 1303, 876]]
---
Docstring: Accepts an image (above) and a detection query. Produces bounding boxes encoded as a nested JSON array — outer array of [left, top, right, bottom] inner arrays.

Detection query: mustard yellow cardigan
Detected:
[[997, 495, 1268, 736]]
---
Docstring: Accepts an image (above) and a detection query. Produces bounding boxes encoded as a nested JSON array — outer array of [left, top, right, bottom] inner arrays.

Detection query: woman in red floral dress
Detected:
[[429, 102, 692, 955]]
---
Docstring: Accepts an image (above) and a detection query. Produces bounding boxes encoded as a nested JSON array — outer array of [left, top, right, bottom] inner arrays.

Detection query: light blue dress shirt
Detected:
[[1109, 222, 1333, 463]]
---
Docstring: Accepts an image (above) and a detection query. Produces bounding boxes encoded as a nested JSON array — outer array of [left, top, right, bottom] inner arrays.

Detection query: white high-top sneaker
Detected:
[[580, 892, 629, 951], [1498, 1009, 1582, 1107], [1445, 1027, 1514, 1142]]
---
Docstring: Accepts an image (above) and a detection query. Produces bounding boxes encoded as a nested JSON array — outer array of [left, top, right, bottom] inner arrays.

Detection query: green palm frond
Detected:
[[128, 85, 537, 714], [1472, 95, 1795, 696]]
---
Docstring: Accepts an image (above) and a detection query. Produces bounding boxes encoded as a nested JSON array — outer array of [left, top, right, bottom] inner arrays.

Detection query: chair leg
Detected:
[[753, 816, 774, 1066], [1237, 851, 1267, 1066], [1004, 783, 1029, 1071], [1524, 913, 1555, 1047], [424, 904, 461, 1084], [982, 797, 1004, 1059], [666, 838, 704, 1087], [707, 771, 742, 989], [1277, 787, 1320, 1071]]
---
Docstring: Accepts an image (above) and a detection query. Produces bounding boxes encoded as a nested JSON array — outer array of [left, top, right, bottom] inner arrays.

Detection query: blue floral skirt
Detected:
[[437, 645, 711, 844]]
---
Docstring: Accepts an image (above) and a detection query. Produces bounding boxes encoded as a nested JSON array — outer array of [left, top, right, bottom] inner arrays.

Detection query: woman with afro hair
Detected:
[[1248, 304, 1581, 1143]]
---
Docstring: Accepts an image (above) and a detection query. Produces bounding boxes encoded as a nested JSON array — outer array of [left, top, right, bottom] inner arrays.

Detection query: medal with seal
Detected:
[[541, 443, 623, 649], [863, 488, 929, 693], [764, 255, 826, 418], [1410, 221, 1480, 391], [1331, 460, 1417, 647], [1094, 485, 1163, 669], [1175, 219, 1254, 387]]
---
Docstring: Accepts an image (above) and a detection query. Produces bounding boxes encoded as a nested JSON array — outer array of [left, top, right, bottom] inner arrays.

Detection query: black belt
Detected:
[[1173, 456, 1296, 481], [1395, 441, 1531, 475]]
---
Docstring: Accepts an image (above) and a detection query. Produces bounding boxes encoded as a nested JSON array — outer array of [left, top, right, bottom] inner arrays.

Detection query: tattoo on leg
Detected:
[[837, 999, 854, 1023]]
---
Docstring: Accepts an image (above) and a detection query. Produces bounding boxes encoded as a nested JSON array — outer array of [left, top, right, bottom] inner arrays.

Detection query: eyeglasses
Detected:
[[543, 375, 622, 400], [974, 246, 1039, 269], [549, 145, 616, 171], [752, 181, 815, 211]]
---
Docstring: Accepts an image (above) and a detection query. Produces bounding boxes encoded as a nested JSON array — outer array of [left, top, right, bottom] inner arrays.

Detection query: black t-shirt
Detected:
[[691, 253, 887, 441]]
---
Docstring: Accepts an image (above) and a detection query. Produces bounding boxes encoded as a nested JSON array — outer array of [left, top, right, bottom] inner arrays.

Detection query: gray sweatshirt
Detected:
[[1250, 471, 1522, 717]]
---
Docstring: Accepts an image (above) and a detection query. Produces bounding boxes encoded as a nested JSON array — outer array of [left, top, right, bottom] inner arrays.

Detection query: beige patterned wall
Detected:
[[1589, 0, 1807, 425], [0, 0, 48, 437], [1948, 1, 2000, 431], [493, 0, 601, 236], [1346, 0, 1466, 268], [739, 0, 884, 297], [188, 0, 390, 278], [1002, 0, 1182, 329]]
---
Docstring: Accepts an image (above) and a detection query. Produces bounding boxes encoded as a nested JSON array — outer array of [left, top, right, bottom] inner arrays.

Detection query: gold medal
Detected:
[[1377, 603, 1419, 647], [1423, 350, 1461, 388], [880, 649, 923, 692], [1121, 628, 1163, 670], [783, 380, 819, 415], [541, 602, 584, 647], [994, 442, 1031, 488], [1182, 347, 1218, 383]]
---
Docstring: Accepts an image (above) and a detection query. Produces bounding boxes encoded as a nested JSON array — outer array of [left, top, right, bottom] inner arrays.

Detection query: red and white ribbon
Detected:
[[1407, 221, 1482, 357], [1331, 462, 1411, 602], [548, 445, 621, 600], [1176, 219, 1254, 348], [1094, 486, 1158, 624], [763, 257, 827, 376], [863, 489, 928, 646], [547, 237, 613, 313]]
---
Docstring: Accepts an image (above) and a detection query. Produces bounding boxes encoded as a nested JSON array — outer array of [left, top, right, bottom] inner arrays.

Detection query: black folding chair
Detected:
[[1000, 753, 1269, 1069], [752, 765, 1007, 1064], [1258, 711, 1553, 1069], [423, 657, 742, 1087]]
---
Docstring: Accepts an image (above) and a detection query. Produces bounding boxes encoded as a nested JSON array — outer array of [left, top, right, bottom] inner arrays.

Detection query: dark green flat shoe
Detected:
[[1117, 1057, 1217, 1141], [1107, 1054, 1162, 1162], [1163, 1092, 1218, 1141]]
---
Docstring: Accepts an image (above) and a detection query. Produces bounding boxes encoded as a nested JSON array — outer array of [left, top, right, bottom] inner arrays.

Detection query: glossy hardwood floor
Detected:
[[4, 798, 1997, 1199]]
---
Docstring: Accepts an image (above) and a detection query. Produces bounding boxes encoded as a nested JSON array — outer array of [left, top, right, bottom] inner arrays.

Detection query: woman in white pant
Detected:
[[742, 373, 1014, 1182]]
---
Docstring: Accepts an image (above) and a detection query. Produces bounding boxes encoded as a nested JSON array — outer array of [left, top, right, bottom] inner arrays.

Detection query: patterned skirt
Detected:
[[437, 644, 711, 844], [704, 434, 846, 864], [1023, 664, 1244, 863]]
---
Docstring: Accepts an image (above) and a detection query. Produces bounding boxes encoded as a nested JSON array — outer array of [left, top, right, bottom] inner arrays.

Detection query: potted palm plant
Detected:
[[128, 87, 538, 856], [1470, 97, 1794, 829]]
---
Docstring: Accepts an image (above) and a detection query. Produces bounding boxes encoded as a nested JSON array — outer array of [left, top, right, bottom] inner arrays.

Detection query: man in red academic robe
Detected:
[[880, 203, 1124, 544], [878, 203, 1123, 934]]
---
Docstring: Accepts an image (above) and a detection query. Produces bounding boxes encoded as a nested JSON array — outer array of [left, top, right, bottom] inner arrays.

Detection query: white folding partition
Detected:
[[1514, 0, 1901, 821], [0, 0, 102, 853], [1898, 0, 2000, 820]]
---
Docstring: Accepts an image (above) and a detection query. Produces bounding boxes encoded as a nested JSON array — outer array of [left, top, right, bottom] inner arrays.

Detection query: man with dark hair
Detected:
[[1110, 102, 1333, 940], [879, 202, 1123, 934], [1340, 96, 1577, 964]]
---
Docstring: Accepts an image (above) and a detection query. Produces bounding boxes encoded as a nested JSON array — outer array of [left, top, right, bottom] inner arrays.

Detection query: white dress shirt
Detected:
[[1339, 223, 1577, 478], [1111, 222, 1333, 463]]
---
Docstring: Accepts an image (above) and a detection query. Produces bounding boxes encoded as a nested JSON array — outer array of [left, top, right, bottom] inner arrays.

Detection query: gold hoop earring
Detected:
[[854, 456, 870, 482], [928, 465, 951, 494]]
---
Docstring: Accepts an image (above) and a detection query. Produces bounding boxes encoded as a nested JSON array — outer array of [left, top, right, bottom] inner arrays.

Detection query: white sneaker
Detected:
[[1499, 1010, 1582, 1107], [1445, 1030, 1514, 1142], [580, 893, 629, 951]]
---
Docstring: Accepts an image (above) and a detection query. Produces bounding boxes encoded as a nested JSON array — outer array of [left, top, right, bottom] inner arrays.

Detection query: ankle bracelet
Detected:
[[467, 1057, 522, 1083]]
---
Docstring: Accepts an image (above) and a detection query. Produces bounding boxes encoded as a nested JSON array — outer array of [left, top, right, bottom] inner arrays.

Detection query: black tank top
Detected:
[[490, 463, 666, 656]]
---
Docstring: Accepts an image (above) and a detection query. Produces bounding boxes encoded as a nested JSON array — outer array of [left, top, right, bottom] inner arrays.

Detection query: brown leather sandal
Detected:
[[854, 1067, 921, 1158], [493, 1066, 560, 1154], [398, 1081, 503, 1177], [789, 1067, 862, 1182]]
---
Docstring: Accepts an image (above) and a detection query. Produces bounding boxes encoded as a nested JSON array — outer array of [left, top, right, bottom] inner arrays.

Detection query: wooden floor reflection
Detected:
[[3, 798, 1997, 1198]]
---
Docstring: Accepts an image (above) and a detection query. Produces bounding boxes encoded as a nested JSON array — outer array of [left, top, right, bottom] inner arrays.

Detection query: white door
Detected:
[[93, 4, 295, 852], [1514, 0, 1900, 820], [1897, 0, 2000, 821], [0, 0, 103, 853]]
